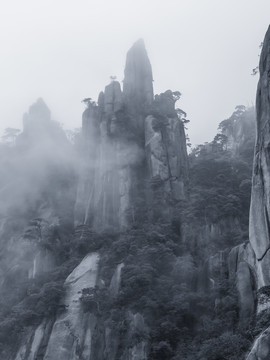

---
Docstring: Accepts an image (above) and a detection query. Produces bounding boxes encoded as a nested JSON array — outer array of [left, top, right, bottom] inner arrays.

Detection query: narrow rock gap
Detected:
[[257, 245, 270, 261]]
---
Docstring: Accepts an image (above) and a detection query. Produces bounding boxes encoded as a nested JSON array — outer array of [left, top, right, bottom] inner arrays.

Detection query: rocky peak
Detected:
[[75, 40, 188, 230], [245, 25, 270, 359], [23, 98, 51, 132], [249, 25, 270, 267], [104, 80, 123, 114], [123, 39, 154, 132], [19, 98, 68, 149]]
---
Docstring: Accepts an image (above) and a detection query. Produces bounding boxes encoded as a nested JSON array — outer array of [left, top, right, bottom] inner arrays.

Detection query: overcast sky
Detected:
[[0, 0, 269, 146]]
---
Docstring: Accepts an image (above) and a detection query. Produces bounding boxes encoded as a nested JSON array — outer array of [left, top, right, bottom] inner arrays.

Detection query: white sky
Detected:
[[0, 0, 269, 146]]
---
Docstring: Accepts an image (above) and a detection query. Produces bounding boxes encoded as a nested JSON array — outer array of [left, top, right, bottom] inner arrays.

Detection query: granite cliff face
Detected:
[[75, 79, 142, 230], [246, 25, 270, 360], [75, 40, 188, 231], [250, 25, 270, 269], [123, 39, 154, 133], [203, 25, 270, 360], [145, 91, 188, 203], [14, 253, 99, 360], [203, 243, 257, 328], [202, 29, 270, 355]]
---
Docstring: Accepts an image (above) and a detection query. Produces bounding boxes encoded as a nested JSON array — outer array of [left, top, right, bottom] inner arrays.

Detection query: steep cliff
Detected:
[[250, 24, 270, 271], [75, 40, 188, 231], [246, 25, 270, 360], [145, 91, 188, 203], [202, 25, 270, 360], [123, 38, 154, 134], [44, 253, 99, 359], [74, 80, 141, 230], [203, 243, 256, 328]]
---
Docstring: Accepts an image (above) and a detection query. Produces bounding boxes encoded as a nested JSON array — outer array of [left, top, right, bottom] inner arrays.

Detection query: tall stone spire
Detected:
[[246, 24, 270, 360], [123, 39, 154, 133], [249, 25, 270, 284]]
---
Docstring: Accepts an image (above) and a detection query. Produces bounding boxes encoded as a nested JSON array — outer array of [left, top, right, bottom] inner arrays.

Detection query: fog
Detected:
[[0, 99, 76, 223], [0, 4, 268, 355], [0, 0, 269, 146]]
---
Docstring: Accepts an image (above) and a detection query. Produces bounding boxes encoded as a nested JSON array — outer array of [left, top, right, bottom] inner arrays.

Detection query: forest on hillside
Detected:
[[0, 103, 259, 360]]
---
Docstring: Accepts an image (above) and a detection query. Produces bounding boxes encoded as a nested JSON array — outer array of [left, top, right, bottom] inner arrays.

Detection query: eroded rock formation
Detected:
[[250, 25, 270, 268], [44, 253, 99, 359], [145, 91, 188, 203], [75, 40, 188, 230], [246, 25, 270, 360], [203, 243, 256, 327], [123, 38, 154, 133], [14, 253, 99, 360]]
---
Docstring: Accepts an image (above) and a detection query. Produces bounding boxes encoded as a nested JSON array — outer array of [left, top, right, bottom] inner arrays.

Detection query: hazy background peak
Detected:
[[0, 0, 269, 146]]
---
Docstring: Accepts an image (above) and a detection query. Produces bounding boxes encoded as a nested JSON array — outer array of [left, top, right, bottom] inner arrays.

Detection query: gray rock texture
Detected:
[[245, 26, 270, 359], [109, 263, 124, 297], [14, 253, 100, 360], [204, 243, 257, 327], [120, 312, 148, 360], [250, 25, 270, 262], [44, 253, 99, 360], [145, 111, 187, 202], [123, 39, 153, 133], [75, 41, 188, 230], [246, 327, 270, 360], [14, 319, 55, 360], [75, 81, 135, 230]]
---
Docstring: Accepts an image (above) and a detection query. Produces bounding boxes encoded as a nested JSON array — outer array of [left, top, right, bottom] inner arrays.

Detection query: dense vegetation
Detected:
[[0, 105, 259, 359]]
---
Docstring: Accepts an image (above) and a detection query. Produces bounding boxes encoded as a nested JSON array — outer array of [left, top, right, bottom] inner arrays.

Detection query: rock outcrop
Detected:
[[246, 327, 270, 360], [245, 25, 270, 360], [12, 255, 150, 360], [75, 40, 188, 230], [145, 91, 188, 204], [120, 312, 148, 360], [206, 28, 270, 344], [203, 243, 257, 327], [44, 253, 99, 359], [14, 253, 99, 360], [228, 243, 256, 325], [109, 263, 124, 297], [249, 25, 270, 291], [75, 81, 138, 230], [123, 38, 154, 133]]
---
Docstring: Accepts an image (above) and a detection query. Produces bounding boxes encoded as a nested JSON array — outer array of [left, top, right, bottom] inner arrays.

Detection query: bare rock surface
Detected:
[[75, 42, 188, 230], [249, 25, 270, 261], [123, 39, 153, 132], [246, 327, 270, 360], [246, 25, 270, 359], [44, 253, 99, 360]]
